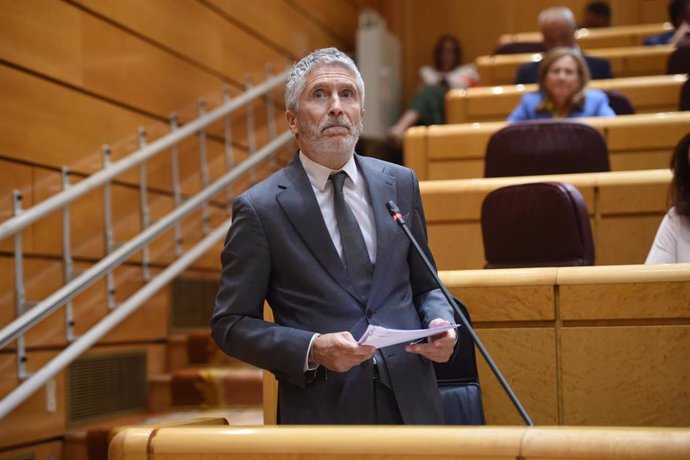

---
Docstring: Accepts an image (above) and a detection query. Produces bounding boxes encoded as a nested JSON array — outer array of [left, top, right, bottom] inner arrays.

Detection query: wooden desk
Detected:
[[446, 74, 687, 124], [110, 425, 690, 459], [441, 264, 690, 426], [476, 45, 675, 86], [404, 112, 690, 180], [420, 169, 671, 270], [497, 23, 673, 50]]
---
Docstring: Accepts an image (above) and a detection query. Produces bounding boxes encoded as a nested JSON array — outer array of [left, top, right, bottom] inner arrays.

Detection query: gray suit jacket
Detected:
[[211, 153, 454, 424]]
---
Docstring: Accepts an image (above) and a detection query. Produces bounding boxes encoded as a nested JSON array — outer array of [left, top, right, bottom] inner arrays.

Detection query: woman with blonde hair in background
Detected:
[[507, 47, 615, 122]]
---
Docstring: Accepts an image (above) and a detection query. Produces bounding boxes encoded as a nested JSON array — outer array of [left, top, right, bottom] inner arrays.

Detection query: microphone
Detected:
[[385, 200, 534, 426]]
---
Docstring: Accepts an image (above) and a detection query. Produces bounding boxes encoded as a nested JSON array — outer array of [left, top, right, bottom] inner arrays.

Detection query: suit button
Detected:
[[366, 310, 373, 319]]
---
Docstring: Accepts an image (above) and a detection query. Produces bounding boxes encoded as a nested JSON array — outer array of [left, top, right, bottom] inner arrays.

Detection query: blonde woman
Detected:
[[508, 47, 615, 122]]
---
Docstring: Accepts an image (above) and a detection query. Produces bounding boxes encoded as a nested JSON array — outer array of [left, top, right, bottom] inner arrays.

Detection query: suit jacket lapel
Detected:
[[356, 155, 398, 309], [275, 157, 361, 302]]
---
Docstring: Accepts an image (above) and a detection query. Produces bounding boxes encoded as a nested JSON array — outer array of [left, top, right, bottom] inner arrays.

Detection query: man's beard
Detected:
[[297, 115, 363, 160]]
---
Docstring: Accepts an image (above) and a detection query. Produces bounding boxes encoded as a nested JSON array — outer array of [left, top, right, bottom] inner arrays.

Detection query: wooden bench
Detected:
[[476, 45, 675, 86], [446, 74, 687, 124], [497, 22, 673, 50], [404, 111, 690, 180], [110, 424, 690, 459], [420, 169, 671, 270]]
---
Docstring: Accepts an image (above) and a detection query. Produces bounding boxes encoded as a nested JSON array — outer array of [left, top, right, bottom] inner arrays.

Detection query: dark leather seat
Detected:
[[604, 90, 635, 115], [680, 77, 690, 111], [481, 182, 595, 268], [485, 119, 610, 177], [493, 41, 544, 55], [666, 45, 690, 74], [434, 299, 485, 425]]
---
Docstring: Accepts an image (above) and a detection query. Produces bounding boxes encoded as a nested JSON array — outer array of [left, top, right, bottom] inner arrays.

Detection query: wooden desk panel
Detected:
[[497, 23, 672, 50], [476, 45, 674, 86], [438, 264, 690, 427], [405, 112, 690, 181], [421, 170, 670, 270], [561, 325, 690, 426], [447, 74, 687, 124], [476, 328, 558, 426]]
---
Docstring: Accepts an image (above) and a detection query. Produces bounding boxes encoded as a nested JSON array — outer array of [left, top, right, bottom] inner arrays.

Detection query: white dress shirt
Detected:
[[646, 207, 690, 264], [299, 152, 377, 263]]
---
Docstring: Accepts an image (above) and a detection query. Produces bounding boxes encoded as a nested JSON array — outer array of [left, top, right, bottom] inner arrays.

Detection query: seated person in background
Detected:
[[646, 132, 690, 263], [387, 34, 478, 145], [514, 7, 613, 84], [644, 0, 690, 46], [508, 47, 616, 121], [578, 1, 612, 28]]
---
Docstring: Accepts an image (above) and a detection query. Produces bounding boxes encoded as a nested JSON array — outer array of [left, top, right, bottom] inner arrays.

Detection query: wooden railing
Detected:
[[110, 424, 690, 459]]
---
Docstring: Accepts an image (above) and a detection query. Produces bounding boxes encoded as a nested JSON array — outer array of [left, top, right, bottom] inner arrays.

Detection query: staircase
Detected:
[[0, 68, 292, 460]]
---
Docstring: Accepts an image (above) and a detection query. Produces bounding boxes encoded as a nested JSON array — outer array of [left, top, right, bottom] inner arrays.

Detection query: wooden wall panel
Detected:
[[286, 0, 360, 47], [205, 0, 353, 57], [0, 351, 65, 449], [0, 257, 169, 348], [0, 64, 161, 172], [0, 0, 221, 118], [71, 0, 290, 85], [0, 161, 34, 252]]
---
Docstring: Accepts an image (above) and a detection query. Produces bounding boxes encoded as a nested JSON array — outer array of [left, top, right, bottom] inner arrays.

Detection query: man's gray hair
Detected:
[[285, 47, 365, 112], [538, 6, 576, 31]]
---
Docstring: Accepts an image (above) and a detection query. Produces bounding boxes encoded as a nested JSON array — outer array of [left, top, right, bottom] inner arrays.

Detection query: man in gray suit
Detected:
[[211, 48, 457, 424]]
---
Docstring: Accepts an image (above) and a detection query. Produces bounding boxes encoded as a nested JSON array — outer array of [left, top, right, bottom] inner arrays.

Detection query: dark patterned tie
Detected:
[[329, 171, 373, 302]]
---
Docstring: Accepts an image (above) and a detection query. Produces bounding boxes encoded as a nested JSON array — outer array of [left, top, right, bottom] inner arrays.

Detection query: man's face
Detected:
[[286, 65, 364, 167], [541, 20, 576, 51]]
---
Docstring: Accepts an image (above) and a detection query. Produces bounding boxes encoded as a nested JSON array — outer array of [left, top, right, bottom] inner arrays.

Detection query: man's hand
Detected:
[[311, 332, 376, 372], [404, 318, 457, 363]]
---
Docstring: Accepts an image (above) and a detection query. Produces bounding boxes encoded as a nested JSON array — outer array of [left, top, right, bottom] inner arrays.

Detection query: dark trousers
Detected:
[[372, 361, 403, 424]]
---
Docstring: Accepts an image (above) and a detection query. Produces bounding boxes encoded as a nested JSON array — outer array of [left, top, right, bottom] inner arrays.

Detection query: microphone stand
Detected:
[[386, 201, 534, 426]]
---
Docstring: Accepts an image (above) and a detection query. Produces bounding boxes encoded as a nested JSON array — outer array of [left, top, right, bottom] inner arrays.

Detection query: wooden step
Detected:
[[170, 367, 263, 407], [185, 330, 244, 367], [64, 407, 263, 460]]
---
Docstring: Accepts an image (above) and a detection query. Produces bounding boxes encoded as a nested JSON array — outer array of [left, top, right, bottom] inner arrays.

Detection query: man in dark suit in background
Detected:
[[515, 7, 613, 84], [211, 48, 457, 425]]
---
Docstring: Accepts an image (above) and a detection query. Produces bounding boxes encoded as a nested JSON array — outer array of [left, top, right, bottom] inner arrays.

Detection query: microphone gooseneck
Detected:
[[387, 200, 534, 426]]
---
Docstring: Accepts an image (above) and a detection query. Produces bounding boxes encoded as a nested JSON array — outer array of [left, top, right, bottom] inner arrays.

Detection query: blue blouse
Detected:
[[507, 89, 616, 122]]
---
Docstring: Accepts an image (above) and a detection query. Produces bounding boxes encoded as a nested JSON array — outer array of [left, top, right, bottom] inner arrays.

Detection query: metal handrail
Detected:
[[0, 131, 293, 351], [0, 130, 293, 418], [0, 68, 290, 242]]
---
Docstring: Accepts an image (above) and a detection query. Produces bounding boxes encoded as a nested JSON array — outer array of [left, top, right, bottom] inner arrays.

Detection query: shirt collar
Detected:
[[299, 152, 359, 191]]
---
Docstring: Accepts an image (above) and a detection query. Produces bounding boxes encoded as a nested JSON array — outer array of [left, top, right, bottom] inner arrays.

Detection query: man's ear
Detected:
[[286, 110, 299, 135]]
